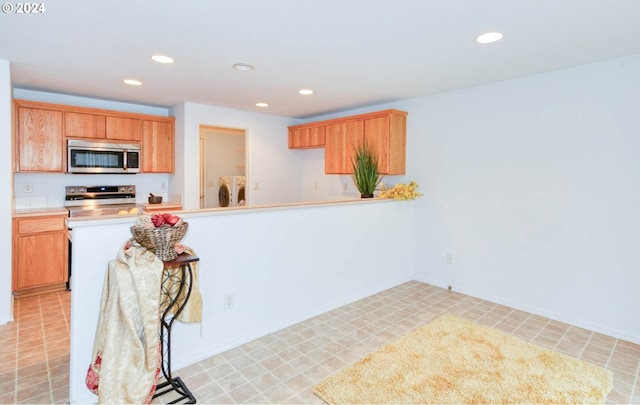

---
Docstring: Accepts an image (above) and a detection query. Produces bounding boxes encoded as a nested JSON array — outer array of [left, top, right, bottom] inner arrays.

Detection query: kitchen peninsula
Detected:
[[67, 198, 416, 403]]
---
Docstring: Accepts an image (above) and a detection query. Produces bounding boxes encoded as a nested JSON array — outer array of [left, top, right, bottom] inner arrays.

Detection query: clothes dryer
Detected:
[[218, 176, 246, 207], [235, 176, 246, 206]]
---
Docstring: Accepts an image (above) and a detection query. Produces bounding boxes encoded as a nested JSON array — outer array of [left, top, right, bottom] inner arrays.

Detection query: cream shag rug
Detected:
[[314, 314, 613, 404]]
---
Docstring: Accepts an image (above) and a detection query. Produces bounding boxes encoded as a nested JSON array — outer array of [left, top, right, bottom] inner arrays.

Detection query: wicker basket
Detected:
[[130, 222, 188, 261]]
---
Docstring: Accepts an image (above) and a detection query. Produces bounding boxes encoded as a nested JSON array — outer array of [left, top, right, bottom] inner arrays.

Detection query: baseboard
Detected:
[[413, 275, 640, 345]]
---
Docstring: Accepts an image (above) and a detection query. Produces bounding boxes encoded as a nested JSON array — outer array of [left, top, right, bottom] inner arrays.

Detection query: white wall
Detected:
[[13, 88, 170, 116], [68, 200, 415, 403], [0, 60, 13, 324], [294, 55, 640, 343], [13, 173, 174, 209], [407, 55, 640, 342], [172, 102, 302, 210]]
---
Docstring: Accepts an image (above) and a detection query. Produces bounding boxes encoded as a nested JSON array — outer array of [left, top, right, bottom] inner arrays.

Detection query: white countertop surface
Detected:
[[66, 198, 394, 227]]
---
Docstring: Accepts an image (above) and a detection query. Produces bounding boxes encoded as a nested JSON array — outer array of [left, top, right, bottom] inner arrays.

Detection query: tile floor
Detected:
[[1, 282, 639, 404], [0, 290, 70, 404]]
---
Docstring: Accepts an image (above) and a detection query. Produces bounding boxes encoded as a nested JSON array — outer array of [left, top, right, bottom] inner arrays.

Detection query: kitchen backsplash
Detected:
[[13, 172, 180, 210]]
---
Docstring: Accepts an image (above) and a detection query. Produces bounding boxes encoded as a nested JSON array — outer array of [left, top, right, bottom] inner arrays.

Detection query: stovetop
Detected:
[[64, 184, 138, 217], [66, 203, 140, 217]]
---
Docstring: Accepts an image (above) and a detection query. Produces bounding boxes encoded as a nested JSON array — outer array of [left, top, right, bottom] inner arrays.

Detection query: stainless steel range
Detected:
[[65, 185, 138, 217], [65, 185, 139, 290]]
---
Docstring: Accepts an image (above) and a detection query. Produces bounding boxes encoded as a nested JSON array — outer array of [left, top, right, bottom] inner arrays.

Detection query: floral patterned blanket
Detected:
[[86, 240, 163, 404]]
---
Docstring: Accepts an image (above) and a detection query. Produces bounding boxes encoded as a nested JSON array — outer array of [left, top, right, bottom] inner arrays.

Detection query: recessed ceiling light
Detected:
[[256, 102, 269, 107], [298, 89, 314, 95], [476, 32, 503, 44], [123, 79, 142, 86], [233, 63, 254, 71], [151, 55, 175, 64]]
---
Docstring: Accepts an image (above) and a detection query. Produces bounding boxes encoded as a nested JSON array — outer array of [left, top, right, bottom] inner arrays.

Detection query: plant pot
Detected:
[[361, 194, 374, 198]]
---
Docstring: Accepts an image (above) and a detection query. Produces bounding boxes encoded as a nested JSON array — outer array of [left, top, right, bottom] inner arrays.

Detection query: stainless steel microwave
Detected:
[[67, 140, 141, 174]]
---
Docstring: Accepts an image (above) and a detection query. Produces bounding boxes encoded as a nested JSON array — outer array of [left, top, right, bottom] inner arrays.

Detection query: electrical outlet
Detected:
[[224, 294, 234, 310], [254, 182, 260, 191], [23, 183, 33, 193], [446, 253, 453, 265], [343, 183, 348, 191], [314, 182, 319, 190], [161, 182, 166, 190]]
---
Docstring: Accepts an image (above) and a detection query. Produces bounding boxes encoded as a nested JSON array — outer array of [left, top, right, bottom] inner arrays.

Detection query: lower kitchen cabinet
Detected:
[[12, 214, 68, 295]]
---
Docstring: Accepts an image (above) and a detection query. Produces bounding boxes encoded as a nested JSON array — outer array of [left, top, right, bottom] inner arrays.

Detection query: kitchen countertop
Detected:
[[67, 198, 395, 228], [12, 201, 182, 219], [13, 207, 69, 218], [142, 201, 183, 211]]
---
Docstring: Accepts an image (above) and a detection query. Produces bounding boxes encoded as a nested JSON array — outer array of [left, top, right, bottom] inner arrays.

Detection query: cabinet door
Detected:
[[16, 107, 64, 172], [65, 111, 106, 139], [16, 232, 67, 289], [364, 116, 391, 174], [142, 120, 174, 173], [363, 112, 406, 175], [325, 120, 364, 174], [289, 126, 325, 149], [106, 116, 142, 141]]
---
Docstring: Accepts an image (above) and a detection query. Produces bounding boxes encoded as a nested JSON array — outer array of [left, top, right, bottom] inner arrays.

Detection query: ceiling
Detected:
[[2, 0, 640, 119]]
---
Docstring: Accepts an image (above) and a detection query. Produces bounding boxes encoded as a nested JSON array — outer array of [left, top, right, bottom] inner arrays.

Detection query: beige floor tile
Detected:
[[0, 392, 16, 404], [0, 372, 16, 397], [3, 285, 639, 405], [249, 371, 280, 392], [237, 361, 268, 380], [228, 381, 260, 403], [15, 379, 50, 403]]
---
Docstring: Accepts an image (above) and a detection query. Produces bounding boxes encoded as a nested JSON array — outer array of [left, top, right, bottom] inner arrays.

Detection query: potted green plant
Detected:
[[351, 141, 383, 198]]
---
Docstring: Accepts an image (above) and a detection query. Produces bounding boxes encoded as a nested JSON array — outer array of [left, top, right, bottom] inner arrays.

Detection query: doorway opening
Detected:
[[199, 125, 247, 208]]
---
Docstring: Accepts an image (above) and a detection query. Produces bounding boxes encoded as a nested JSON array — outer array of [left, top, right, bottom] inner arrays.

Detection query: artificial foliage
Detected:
[[351, 141, 383, 196]]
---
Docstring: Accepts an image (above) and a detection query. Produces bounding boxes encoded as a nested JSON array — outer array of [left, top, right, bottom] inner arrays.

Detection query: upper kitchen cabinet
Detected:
[[14, 99, 175, 173], [142, 119, 175, 173], [106, 116, 142, 141], [288, 125, 326, 149], [324, 109, 407, 174], [14, 101, 65, 172], [65, 112, 142, 141], [325, 120, 364, 174], [64, 111, 106, 139], [363, 111, 407, 175]]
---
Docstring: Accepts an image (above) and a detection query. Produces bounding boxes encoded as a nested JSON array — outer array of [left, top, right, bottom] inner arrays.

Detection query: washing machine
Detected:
[[218, 176, 246, 207]]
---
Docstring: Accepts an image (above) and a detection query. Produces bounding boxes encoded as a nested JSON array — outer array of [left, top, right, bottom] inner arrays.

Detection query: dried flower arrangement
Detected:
[[378, 181, 423, 200]]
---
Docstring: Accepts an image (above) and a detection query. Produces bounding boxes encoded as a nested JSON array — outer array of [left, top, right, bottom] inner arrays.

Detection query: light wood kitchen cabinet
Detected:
[[363, 111, 407, 175], [64, 111, 106, 139], [288, 126, 326, 149], [324, 109, 407, 174], [14, 99, 176, 173], [142, 119, 175, 173], [15, 103, 65, 172], [325, 120, 364, 174], [12, 214, 68, 294], [106, 116, 142, 141], [65, 113, 142, 141]]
